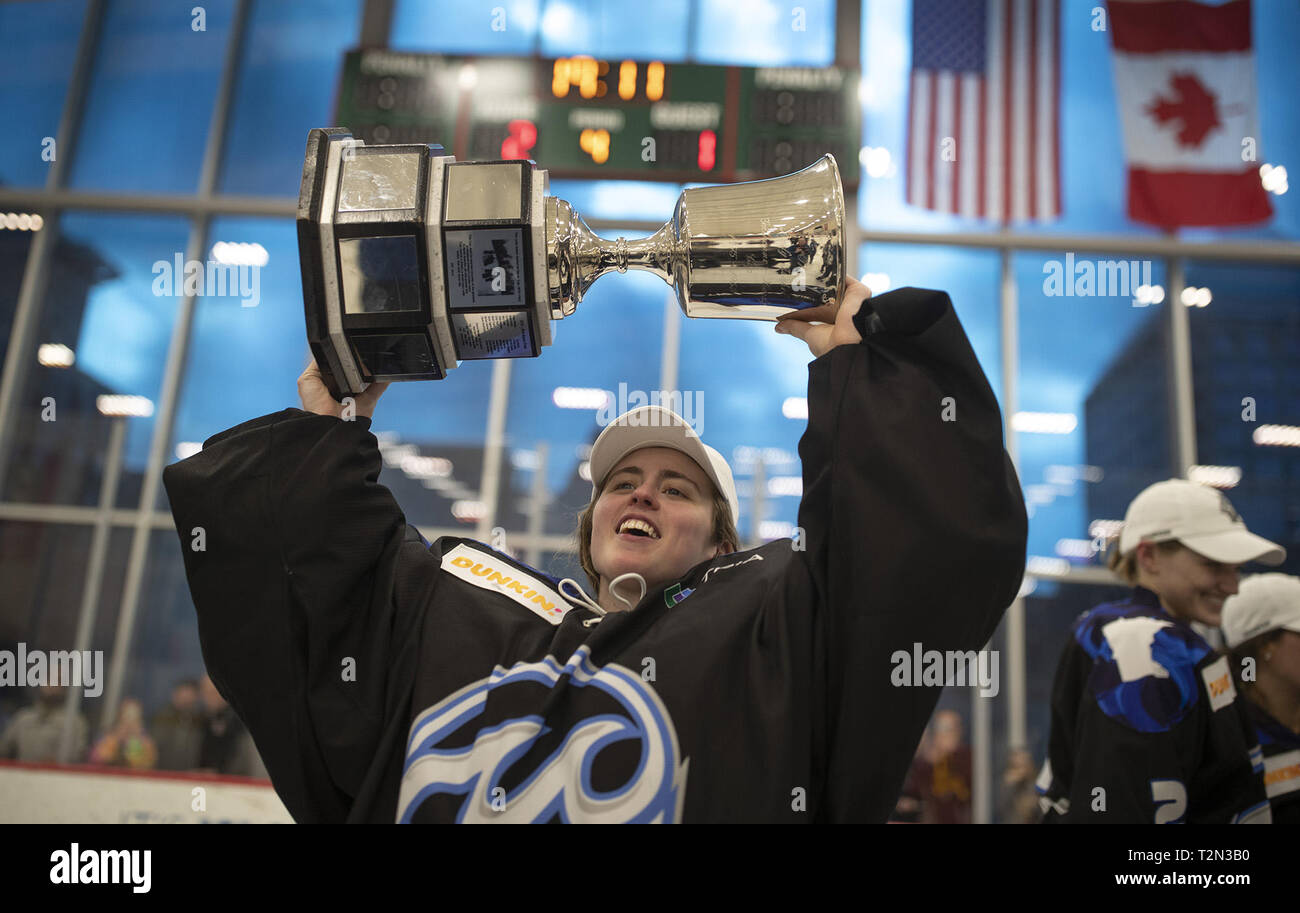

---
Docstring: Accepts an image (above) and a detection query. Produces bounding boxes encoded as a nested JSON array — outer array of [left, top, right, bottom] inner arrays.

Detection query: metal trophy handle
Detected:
[[298, 127, 846, 397]]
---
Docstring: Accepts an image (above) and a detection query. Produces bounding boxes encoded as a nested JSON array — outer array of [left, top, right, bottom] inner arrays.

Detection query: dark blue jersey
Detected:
[[1038, 588, 1270, 823]]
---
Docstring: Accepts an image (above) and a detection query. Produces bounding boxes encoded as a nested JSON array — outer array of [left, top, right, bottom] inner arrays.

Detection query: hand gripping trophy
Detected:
[[297, 127, 846, 399]]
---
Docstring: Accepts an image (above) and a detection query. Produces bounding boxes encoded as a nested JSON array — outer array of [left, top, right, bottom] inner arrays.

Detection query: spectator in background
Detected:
[[0, 685, 88, 763], [890, 729, 930, 823], [89, 697, 157, 770], [198, 675, 268, 778], [999, 748, 1041, 823], [912, 710, 973, 824], [151, 678, 203, 771]]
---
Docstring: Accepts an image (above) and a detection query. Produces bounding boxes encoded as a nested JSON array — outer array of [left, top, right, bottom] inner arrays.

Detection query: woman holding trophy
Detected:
[[162, 133, 1027, 822]]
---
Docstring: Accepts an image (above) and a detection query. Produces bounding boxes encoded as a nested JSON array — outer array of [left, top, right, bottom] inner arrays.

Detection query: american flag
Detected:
[[907, 0, 1061, 222]]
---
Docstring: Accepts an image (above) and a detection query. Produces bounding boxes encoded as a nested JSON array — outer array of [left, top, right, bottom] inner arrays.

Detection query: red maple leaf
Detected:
[[1146, 72, 1221, 147]]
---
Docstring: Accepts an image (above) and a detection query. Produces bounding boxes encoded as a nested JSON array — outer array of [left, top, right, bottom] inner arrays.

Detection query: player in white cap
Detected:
[[1037, 479, 1285, 823], [166, 279, 1028, 822], [1221, 573, 1300, 823], [558, 404, 741, 618]]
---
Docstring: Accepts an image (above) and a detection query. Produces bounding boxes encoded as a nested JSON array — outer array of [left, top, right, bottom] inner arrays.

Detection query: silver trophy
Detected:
[[299, 128, 845, 399]]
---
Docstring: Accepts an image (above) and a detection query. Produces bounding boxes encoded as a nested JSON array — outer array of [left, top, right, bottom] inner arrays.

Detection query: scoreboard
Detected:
[[334, 49, 860, 187]]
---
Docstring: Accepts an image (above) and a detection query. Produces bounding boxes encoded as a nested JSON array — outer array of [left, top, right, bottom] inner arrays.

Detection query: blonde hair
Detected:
[[1106, 539, 1184, 585], [573, 477, 740, 592]]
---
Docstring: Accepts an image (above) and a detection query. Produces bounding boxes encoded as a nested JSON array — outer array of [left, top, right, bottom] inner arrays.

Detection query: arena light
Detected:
[[858, 146, 891, 179], [1180, 286, 1211, 308], [1260, 163, 1289, 195], [1055, 538, 1097, 559], [759, 520, 795, 540], [96, 395, 154, 417], [552, 386, 611, 410], [766, 476, 803, 497], [0, 212, 44, 231], [37, 343, 75, 368], [511, 449, 540, 471], [1026, 556, 1070, 577], [732, 445, 797, 469], [378, 441, 417, 466], [450, 500, 486, 522], [175, 442, 202, 460], [1043, 465, 1076, 487], [400, 454, 453, 479], [1024, 484, 1057, 506], [1011, 412, 1077, 434], [210, 241, 268, 267], [1253, 424, 1300, 448], [1088, 518, 1124, 540], [781, 397, 808, 420], [1017, 576, 1038, 598], [578, 461, 592, 482], [861, 272, 891, 294], [1133, 284, 1164, 305], [1188, 464, 1241, 489]]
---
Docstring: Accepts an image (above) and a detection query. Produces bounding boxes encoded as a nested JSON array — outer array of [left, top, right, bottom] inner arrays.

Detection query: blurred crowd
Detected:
[[0, 676, 267, 778], [891, 710, 1040, 824]]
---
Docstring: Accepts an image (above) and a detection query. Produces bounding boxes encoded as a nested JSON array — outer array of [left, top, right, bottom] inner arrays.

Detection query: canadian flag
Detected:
[[1108, 0, 1273, 227]]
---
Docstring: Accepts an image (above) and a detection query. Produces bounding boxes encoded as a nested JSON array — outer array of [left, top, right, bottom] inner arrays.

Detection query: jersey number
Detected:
[[1150, 779, 1187, 824]]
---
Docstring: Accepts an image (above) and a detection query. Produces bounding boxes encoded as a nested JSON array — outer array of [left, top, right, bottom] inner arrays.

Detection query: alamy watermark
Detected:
[[50, 844, 150, 893], [152, 252, 261, 307], [595, 383, 705, 435], [1042, 253, 1156, 306], [890, 642, 1000, 697], [0, 643, 103, 697]]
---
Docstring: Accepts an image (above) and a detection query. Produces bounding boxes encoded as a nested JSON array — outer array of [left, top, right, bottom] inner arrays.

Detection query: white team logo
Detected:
[[1102, 616, 1174, 681], [397, 646, 688, 823]]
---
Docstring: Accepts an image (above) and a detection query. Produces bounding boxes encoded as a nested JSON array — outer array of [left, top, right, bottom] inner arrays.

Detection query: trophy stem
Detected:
[[548, 195, 681, 317], [604, 224, 677, 286]]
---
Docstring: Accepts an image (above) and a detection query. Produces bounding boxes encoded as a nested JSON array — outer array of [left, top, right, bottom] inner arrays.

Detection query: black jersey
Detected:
[[1244, 698, 1300, 824], [1038, 588, 1271, 823], [162, 287, 1026, 822]]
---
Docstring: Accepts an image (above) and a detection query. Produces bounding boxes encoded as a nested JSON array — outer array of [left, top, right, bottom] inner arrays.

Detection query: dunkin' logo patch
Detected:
[[1201, 656, 1237, 712], [441, 544, 571, 625]]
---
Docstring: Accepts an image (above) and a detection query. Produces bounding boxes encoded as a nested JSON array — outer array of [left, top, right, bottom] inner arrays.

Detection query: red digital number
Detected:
[[502, 119, 537, 159], [698, 129, 716, 171]]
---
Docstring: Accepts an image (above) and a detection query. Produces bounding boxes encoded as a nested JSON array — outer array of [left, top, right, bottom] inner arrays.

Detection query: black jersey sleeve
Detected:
[[792, 287, 1028, 822], [163, 408, 423, 822]]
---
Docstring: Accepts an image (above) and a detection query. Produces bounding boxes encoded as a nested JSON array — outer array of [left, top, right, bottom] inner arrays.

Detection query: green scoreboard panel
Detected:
[[335, 49, 860, 187]]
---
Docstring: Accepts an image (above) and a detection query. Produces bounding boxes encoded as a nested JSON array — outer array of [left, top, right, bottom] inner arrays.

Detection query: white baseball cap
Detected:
[[1117, 479, 1285, 566], [588, 406, 739, 529], [1221, 573, 1300, 648]]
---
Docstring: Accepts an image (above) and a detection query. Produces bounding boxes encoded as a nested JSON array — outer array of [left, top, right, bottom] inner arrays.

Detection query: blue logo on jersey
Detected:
[[397, 646, 688, 823], [1076, 604, 1210, 732]]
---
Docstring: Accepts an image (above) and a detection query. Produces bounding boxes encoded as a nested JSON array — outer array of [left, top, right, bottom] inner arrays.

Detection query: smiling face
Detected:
[[1137, 541, 1241, 626], [589, 446, 728, 603]]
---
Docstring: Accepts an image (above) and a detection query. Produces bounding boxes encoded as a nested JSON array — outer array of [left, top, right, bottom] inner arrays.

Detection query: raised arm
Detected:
[[163, 389, 421, 821], [778, 283, 1028, 822]]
